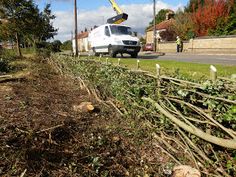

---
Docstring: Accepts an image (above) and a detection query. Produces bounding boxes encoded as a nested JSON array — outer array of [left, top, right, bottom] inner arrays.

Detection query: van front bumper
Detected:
[[112, 45, 141, 54]]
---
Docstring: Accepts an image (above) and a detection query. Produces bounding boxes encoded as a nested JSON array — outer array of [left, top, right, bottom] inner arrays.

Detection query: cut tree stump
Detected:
[[172, 165, 201, 177], [73, 102, 95, 113]]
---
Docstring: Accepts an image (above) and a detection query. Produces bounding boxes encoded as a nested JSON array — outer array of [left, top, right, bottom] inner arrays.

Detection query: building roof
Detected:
[[147, 19, 175, 32], [77, 31, 89, 39]]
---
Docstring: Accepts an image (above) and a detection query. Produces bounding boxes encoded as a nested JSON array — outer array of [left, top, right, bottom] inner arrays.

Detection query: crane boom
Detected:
[[108, 0, 122, 14], [107, 0, 128, 24]]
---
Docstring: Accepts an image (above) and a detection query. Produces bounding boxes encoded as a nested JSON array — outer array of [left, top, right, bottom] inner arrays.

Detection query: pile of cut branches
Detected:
[[52, 55, 236, 176]]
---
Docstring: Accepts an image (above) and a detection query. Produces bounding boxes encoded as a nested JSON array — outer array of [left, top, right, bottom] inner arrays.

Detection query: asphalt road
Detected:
[[137, 52, 236, 65]]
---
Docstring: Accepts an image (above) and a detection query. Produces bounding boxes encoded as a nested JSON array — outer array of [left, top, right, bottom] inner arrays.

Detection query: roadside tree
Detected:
[[0, 0, 57, 56], [172, 10, 195, 40], [191, 0, 232, 36]]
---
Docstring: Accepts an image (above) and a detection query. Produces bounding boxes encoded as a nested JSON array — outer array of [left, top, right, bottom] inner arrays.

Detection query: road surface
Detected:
[[137, 52, 236, 65]]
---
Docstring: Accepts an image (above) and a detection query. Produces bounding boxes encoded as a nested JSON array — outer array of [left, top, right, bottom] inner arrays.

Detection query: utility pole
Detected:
[[74, 0, 78, 56], [153, 0, 156, 52]]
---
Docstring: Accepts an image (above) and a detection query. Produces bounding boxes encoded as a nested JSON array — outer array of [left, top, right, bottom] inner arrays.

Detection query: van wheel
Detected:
[[131, 52, 138, 58], [109, 46, 116, 58]]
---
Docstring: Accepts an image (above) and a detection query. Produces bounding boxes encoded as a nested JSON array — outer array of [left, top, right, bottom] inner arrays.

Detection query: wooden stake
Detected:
[[118, 58, 121, 66], [99, 54, 102, 61], [156, 64, 161, 91], [210, 65, 217, 82], [156, 64, 160, 79], [137, 60, 140, 70], [106, 57, 108, 64]]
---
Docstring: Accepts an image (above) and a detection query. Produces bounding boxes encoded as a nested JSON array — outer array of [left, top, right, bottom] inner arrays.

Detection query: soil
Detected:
[[0, 58, 169, 177]]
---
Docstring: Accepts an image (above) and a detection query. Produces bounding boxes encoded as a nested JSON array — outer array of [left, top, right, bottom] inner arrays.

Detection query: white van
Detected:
[[89, 24, 141, 58]]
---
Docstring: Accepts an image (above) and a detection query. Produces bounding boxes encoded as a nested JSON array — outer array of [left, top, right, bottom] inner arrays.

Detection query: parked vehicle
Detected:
[[89, 24, 141, 58], [143, 43, 154, 51]]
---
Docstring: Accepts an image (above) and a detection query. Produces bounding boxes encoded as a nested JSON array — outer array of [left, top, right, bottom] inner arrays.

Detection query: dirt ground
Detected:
[[0, 58, 170, 177]]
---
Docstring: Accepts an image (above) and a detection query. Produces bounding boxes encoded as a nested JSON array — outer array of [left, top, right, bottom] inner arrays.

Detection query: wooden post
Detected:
[[137, 60, 140, 70], [106, 57, 108, 64], [99, 54, 102, 61], [210, 65, 217, 82], [156, 64, 161, 89], [118, 58, 121, 66], [74, 0, 78, 57], [156, 64, 160, 79]]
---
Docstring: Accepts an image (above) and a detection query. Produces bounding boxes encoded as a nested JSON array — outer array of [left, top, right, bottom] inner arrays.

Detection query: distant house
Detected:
[[146, 11, 175, 44], [77, 31, 89, 52]]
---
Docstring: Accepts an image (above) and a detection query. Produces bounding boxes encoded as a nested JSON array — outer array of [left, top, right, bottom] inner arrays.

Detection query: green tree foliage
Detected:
[[184, 0, 205, 12], [61, 40, 72, 51], [0, 0, 37, 56], [181, 0, 235, 37], [209, 1, 236, 35], [0, 0, 57, 56], [37, 4, 57, 41]]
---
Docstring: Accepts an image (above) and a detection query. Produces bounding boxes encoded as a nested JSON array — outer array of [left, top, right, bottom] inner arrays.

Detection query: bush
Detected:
[[0, 58, 9, 73], [35, 41, 62, 58], [0, 50, 17, 73]]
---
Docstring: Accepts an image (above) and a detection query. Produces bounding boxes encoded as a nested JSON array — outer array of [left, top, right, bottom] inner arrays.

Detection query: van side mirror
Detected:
[[134, 32, 137, 37]]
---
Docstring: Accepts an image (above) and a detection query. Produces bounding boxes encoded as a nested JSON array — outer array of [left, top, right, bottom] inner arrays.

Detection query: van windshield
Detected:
[[110, 25, 132, 35]]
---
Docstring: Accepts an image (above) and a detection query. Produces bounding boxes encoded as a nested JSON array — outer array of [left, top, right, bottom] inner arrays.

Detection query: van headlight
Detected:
[[114, 38, 123, 45]]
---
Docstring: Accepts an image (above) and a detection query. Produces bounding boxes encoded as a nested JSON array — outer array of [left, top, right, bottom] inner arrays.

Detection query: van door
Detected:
[[103, 26, 111, 53]]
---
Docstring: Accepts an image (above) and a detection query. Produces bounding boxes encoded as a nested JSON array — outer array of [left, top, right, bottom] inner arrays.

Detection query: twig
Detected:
[[153, 142, 181, 165], [176, 130, 200, 170], [106, 100, 124, 116], [161, 75, 202, 88], [189, 90, 236, 104], [20, 169, 27, 177], [153, 133, 178, 153], [219, 76, 236, 83], [0, 74, 12, 78], [15, 128, 30, 134], [177, 127, 212, 164], [36, 124, 64, 134]]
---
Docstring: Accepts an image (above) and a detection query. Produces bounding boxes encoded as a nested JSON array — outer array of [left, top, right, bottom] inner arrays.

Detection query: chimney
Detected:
[[166, 12, 170, 20], [166, 11, 174, 20]]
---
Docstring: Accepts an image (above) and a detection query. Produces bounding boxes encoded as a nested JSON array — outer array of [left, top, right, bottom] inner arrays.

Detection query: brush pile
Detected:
[[53, 55, 236, 176]]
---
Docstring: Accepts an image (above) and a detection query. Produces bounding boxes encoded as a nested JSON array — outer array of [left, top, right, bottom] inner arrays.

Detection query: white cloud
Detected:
[[53, 1, 182, 42]]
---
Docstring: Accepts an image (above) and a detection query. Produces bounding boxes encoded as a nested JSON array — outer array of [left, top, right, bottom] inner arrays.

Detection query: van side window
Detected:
[[105, 26, 110, 36]]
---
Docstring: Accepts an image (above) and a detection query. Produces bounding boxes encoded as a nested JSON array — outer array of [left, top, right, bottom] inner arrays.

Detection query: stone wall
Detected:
[[155, 35, 236, 54]]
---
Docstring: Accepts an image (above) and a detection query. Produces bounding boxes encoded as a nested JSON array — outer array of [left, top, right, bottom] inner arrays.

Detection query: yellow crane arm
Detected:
[[107, 0, 128, 24], [108, 0, 123, 14]]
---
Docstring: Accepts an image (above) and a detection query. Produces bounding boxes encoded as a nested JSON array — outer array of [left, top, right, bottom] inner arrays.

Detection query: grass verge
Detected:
[[81, 56, 236, 81]]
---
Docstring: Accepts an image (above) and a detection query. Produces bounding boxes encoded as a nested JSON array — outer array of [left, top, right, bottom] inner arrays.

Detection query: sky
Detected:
[[36, 0, 189, 42]]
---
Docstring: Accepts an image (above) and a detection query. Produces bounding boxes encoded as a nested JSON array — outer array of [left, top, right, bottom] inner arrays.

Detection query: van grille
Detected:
[[122, 40, 137, 45]]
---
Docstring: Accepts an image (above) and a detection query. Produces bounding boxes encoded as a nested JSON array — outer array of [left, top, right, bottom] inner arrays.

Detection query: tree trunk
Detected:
[[15, 32, 22, 57]]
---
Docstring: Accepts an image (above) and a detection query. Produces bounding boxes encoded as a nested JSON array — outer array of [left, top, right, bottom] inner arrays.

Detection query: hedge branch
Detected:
[[168, 97, 236, 139], [143, 97, 236, 149]]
